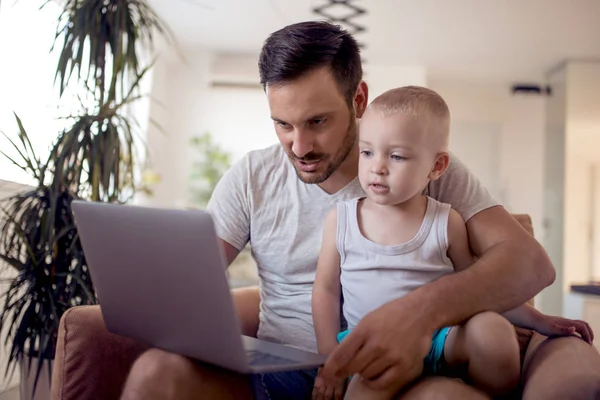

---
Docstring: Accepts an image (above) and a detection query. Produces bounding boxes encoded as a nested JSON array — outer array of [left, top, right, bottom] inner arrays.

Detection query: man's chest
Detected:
[[248, 198, 332, 279], [245, 175, 364, 278]]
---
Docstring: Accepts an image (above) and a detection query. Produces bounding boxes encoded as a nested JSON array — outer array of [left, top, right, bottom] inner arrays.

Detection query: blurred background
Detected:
[[1, 0, 600, 396]]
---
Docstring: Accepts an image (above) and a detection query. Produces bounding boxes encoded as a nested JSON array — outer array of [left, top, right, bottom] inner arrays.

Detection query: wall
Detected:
[[543, 66, 567, 316], [136, 50, 215, 209], [430, 78, 551, 311], [0, 180, 27, 392], [364, 65, 427, 100], [429, 79, 546, 236], [593, 164, 600, 280], [563, 61, 600, 292], [0, 1, 62, 186]]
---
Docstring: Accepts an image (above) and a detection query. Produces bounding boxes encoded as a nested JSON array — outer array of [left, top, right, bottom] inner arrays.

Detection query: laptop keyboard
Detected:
[[246, 350, 299, 366]]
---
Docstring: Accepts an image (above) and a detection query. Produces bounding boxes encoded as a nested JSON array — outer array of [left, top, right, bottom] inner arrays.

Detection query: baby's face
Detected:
[[358, 108, 439, 206]]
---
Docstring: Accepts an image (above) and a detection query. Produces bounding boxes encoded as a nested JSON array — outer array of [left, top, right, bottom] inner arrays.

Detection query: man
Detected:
[[121, 21, 598, 400]]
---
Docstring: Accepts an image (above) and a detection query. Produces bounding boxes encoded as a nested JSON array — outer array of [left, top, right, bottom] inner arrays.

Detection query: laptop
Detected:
[[71, 200, 327, 373]]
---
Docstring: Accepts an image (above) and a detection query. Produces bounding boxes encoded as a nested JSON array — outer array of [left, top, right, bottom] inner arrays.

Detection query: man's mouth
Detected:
[[296, 159, 320, 173]]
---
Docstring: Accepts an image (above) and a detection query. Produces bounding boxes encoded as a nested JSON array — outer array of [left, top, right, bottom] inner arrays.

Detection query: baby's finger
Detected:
[[573, 320, 593, 344]]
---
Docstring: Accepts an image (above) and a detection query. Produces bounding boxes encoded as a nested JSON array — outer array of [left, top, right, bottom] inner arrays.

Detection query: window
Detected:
[[0, 1, 68, 185]]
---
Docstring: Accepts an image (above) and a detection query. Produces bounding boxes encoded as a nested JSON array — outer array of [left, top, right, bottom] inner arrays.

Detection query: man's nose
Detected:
[[291, 130, 315, 158]]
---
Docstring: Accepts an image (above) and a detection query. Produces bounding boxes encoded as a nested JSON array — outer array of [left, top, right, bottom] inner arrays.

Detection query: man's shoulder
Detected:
[[245, 143, 285, 160], [241, 144, 287, 174]]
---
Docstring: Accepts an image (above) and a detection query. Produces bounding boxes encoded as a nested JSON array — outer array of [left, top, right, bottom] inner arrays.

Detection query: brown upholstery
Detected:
[[51, 306, 149, 400], [48, 214, 539, 399]]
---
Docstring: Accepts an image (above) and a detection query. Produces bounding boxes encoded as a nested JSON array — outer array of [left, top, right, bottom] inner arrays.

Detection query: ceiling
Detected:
[[148, 0, 600, 83]]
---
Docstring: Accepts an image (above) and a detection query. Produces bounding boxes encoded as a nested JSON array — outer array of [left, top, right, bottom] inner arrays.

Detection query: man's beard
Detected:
[[288, 114, 357, 184]]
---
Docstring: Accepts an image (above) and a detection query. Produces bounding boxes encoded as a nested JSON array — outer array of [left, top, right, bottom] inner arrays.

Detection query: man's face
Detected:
[[266, 67, 357, 184]]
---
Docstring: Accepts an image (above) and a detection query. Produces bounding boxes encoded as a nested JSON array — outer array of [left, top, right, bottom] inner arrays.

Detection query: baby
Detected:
[[312, 86, 593, 400]]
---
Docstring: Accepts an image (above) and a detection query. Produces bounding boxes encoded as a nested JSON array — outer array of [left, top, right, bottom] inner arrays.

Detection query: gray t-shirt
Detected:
[[206, 144, 499, 352]]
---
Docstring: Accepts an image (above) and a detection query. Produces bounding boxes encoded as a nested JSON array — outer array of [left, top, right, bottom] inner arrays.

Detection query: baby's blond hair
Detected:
[[369, 86, 450, 150]]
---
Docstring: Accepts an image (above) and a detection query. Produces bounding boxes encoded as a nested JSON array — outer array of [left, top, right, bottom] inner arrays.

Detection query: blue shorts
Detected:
[[251, 368, 318, 400], [337, 327, 452, 375]]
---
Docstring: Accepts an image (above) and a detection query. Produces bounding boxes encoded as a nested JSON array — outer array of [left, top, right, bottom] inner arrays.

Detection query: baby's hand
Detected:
[[312, 367, 346, 400], [534, 314, 594, 344]]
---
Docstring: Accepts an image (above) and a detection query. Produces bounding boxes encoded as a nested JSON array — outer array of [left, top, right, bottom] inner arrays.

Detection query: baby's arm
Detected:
[[447, 208, 476, 271], [312, 208, 343, 355]]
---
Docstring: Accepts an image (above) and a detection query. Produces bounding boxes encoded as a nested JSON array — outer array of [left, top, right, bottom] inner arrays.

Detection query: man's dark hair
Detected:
[[258, 20, 363, 105]]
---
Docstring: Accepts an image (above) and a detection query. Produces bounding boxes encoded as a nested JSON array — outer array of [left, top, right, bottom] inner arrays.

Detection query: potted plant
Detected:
[[0, 1, 172, 398]]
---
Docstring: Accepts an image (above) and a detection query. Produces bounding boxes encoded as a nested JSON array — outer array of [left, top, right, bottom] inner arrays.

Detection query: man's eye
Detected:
[[276, 121, 290, 128], [312, 119, 325, 125]]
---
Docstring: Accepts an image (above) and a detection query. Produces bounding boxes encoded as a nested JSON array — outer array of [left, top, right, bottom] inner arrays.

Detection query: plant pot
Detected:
[[20, 357, 52, 400]]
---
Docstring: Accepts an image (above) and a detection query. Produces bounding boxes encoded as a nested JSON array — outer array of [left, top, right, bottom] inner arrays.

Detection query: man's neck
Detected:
[[317, 147, 359, 194]]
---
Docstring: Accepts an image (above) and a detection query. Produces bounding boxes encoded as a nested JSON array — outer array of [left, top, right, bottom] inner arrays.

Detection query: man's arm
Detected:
[[206, 154, 252, 256], [205, 155, 257, 335], [219, 239, 241, 266], [435, 205, 555, 322], [424, 156, 554, 325], [312, 208, 342, 355], [445, 207, 590, 343]]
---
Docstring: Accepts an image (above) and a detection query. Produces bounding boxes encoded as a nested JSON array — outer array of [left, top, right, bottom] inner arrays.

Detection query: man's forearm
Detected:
[[402, 237, 555, 330]]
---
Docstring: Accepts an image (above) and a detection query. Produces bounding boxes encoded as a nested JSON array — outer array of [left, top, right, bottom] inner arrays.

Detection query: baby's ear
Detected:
[[428, 152, 450, 181]]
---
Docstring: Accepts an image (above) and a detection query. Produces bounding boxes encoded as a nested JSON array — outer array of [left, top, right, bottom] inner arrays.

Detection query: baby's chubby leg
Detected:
[[444, 311, 520, 398]]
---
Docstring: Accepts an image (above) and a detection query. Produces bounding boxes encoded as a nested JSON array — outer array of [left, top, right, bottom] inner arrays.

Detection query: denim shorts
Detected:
[[250, 368, 318, 400]]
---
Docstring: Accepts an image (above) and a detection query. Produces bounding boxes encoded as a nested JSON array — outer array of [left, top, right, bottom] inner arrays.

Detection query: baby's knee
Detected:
[[465, 312, 515, 340], [464, 312, 519, 362]]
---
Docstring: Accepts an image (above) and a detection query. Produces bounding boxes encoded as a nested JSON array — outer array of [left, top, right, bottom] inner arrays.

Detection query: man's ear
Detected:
[[353, 81, 369, 118], [428, 152, 450, 181]]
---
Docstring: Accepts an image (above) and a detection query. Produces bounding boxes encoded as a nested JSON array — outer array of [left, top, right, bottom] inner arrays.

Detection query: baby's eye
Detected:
[[391, 154, 406, 161], [360, 150, 373, 157]]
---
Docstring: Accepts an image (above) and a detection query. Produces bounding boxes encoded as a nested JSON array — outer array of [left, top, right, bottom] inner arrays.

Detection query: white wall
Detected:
[[542, 66, 567, 316], [429, 79, 546, 237], [364, 65, 427, 100], [0, 180, 27, 391], [0, 1, 61, 186], [136, 50, 215, 209], [563, 61, 600, 292], [564, 158, 593, 287], [593, 164, 600, 280]]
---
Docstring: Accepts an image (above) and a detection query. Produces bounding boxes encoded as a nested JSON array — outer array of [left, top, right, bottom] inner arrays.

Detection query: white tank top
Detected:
[[337, 196, 455, 330]]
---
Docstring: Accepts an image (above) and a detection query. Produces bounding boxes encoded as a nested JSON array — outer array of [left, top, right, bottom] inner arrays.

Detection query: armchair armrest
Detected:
[[51, 305, 149, 400]]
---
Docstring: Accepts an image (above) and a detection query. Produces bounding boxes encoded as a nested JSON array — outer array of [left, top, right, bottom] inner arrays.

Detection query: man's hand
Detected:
[[319, 299, 431, 391], [312, 368, 346, 400], [533, 314, 594, 344]]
